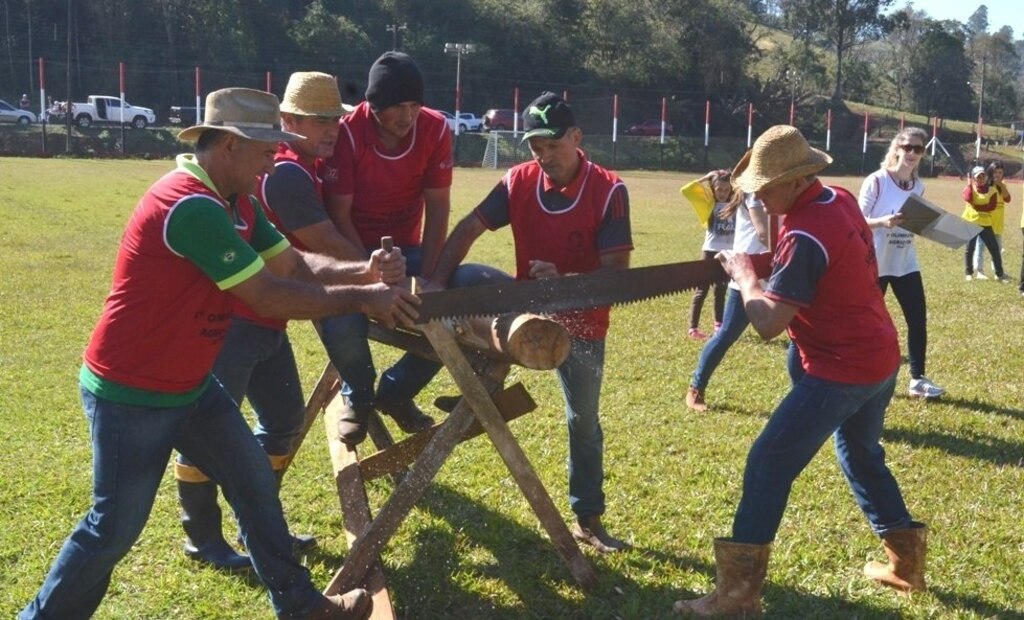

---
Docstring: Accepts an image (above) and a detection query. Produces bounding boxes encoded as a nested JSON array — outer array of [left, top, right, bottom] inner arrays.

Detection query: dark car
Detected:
[[625, 119, 673, 136], [169, 105, 204, 125], [483, 108, 521, 131]]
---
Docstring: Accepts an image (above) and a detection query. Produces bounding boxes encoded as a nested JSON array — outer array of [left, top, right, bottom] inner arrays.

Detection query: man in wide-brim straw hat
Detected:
[[673, 125, 928, 617], [18, 86, 418, 620], [172, 74, 401, 582]]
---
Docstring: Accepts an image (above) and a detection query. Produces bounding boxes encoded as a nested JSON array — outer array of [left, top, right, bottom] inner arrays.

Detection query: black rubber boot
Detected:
[[178, 479, 252, 572], [272, 468, 318, 553]]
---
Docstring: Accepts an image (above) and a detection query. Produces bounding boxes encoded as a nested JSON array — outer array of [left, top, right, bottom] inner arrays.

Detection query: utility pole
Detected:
[[386, 23, 406, 51], [444, 43, 475, 136]]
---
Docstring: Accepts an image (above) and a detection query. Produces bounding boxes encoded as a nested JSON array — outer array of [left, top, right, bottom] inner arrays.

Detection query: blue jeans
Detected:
[[318, 245, 440, 404], [732, 369, 912, 544], [211, 317, 305, 456], [20, 383, 321, 620], [690, 288, 750, 391], [451, 264, 608, 518]]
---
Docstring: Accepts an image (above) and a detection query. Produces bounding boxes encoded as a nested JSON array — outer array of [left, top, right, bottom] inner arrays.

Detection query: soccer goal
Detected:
[[482, 131, 532, 169]]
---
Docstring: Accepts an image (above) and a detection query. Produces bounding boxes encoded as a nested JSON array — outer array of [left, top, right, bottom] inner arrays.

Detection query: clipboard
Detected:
[[898, 194, 982, 249]]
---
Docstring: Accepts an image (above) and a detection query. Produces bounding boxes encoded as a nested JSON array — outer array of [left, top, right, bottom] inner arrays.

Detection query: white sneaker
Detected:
[[965, 274, 973, 281], [974, 271, 989, 280], [909, 377, 945, 399], [995, 274, 1010, 283]]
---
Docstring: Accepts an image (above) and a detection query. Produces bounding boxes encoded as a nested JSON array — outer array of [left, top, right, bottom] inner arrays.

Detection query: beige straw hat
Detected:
[[280, 71, 353, 117], [178, 88, 304, 143], [731, 125, 833, 193]]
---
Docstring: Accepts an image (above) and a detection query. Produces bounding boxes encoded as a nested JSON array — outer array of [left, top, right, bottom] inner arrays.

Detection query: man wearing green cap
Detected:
[[18, 87, 417, 620], [426, 91, 634, 554]]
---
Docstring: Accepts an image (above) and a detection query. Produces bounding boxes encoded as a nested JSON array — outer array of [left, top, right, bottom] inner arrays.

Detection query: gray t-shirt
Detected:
[[263, 161, 329, 234]]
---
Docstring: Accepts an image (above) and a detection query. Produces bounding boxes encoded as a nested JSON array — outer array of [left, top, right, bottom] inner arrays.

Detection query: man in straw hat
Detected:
[[322, 51, 453, 445], [425, 91, 633, 554], [172, 73, 385, 572], [673, 125, 927, 617], [18, 87, 416, 620]]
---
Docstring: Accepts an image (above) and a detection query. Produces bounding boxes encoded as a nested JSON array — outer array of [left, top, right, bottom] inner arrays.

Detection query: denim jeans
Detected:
[[879, 271, 928, 380], [964, 226, 1004, 277], [211, 317, 305, 456], [690, 288, 750, 391], [732, 369, 912, 544], [20, 383, 321, 620], [449, 264, 609, 518], [318, 245, 440, 404]]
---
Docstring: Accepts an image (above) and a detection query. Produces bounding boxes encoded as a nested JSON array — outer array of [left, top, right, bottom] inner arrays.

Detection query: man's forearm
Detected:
[[297, 251, 374, 285]]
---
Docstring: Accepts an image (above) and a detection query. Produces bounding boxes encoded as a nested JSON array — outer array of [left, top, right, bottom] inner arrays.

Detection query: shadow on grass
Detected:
[[928, 587, 1024, 620], [919, 395, 1024, 422], [359, 484, 931, 619], [884, 426, 1024, 468]]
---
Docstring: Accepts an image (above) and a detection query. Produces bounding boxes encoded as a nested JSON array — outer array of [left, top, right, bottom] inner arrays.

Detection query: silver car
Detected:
[[0, 99, 37, 125]]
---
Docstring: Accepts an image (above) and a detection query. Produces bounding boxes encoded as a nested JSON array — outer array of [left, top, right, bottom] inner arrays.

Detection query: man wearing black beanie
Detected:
[[322, 51, 454, 445]]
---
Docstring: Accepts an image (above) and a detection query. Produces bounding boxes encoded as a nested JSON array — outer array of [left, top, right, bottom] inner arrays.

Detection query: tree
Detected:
[[907, 21, 974, 121], [781, 0, 897, 99]]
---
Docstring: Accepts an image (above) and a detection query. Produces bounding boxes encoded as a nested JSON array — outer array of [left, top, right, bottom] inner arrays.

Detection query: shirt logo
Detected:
[[222, 250, 236, 264], [529, 105, 551, 125]]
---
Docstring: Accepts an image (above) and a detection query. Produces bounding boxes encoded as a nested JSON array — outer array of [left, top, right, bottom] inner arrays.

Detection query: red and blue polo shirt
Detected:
[[764, 180, 899, 384]]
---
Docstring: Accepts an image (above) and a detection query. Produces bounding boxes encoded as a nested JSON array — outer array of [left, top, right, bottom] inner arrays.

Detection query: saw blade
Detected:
[[415, 260, 728, 323]]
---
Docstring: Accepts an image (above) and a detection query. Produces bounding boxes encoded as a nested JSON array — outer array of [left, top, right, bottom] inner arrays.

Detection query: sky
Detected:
[[903, 0, 1022, 36]]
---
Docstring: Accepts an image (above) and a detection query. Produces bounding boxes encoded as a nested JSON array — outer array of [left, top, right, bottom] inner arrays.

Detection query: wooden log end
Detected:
[[498, 314, 571, 370]]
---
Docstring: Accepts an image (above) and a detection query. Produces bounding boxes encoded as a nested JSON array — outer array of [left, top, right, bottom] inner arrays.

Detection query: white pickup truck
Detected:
[[48, 95, 156, 129]]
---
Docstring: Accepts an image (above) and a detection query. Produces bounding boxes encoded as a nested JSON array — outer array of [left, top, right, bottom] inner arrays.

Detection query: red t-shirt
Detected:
[[323, 102, 453, 249], [765, 181, 900, 384]]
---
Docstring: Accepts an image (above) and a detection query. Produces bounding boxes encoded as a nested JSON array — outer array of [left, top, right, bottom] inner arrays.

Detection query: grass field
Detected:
[[1, 157, 1022, 619]]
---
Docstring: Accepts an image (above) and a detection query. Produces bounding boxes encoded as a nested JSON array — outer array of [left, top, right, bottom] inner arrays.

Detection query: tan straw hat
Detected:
[[178, 88, 304, 143], [731, 125, 832, 193], [280, 71, 353, 117]]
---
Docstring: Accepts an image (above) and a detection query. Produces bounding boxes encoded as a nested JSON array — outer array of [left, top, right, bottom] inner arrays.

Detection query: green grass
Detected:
[[1, 158, 1023, 619]]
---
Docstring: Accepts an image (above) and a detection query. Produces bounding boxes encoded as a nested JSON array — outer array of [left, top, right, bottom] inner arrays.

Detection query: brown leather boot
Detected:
[[673, 538, 771, 617], [685, 387, 708, 413], [864, 521, 927, 594], [306, 589, 371, 619], [572, 515, 629, 553]]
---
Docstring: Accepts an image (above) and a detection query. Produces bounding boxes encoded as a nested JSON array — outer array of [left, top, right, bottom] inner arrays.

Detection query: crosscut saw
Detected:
[[415, 259, 728, 323]]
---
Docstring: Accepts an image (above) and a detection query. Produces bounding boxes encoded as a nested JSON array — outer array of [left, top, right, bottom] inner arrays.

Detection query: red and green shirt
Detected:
[[80, 155, 289, 407]]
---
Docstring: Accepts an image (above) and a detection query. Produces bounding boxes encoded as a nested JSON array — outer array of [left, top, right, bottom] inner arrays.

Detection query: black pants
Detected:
[[689, 249, 726, 329], [965, 226, 1003, 277], [879, 271, 927, 380]]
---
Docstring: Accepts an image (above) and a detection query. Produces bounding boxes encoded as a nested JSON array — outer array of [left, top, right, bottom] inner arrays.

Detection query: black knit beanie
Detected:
[[365, 52, 424, 111]]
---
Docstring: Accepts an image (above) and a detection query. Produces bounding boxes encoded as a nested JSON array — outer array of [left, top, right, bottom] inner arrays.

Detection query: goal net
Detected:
[[481, 131, 532, 170]]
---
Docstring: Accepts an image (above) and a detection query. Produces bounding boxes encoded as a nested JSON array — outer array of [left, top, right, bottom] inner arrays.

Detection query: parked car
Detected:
[[48, 95, 156, 129], [0, 99, 37, 125], [439, 110, 483, 133], [169, 105, 205, 125], [483, 108, 521, 131], [625, 119, 673, 136]]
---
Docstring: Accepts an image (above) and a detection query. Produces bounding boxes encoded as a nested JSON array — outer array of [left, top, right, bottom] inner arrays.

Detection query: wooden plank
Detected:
[[323, 400, 396, 619], [359, 382, 536, 482], [279, 362, 339, 476], [420, 321, 598, 592]]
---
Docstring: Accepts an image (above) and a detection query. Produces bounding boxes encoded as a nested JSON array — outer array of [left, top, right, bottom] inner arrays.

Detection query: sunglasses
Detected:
[[899, 144, 925, 154]]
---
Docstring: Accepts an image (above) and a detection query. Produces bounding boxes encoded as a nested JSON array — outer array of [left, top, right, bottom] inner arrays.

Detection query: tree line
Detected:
[[0, 0, 1020, 131]]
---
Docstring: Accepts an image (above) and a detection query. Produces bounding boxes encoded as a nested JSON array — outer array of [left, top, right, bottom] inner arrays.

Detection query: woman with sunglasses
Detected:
[[858, 127, 945, 399]]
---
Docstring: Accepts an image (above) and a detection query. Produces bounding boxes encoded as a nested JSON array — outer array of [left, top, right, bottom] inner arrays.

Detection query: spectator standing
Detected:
[[322, 51, 453, 445], [972, 161, 1010, 278], [680, 170, 736, 340], [674, 125, 926, 617], [426, 92, 633, 554], [858, 127, 945, 399], [962, 165, 1008, 282], [684, 190, 768, 412]]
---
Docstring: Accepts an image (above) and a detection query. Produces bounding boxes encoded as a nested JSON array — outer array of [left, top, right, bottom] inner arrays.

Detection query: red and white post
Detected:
[[826, 108, 832, 151], [513, 86, 520, 136], [194, 66, 202, 125], [747, 102, 754, 148], [704, 99, 710, 148], [660, 96, 667, 144], [612, 94, 619, 142]]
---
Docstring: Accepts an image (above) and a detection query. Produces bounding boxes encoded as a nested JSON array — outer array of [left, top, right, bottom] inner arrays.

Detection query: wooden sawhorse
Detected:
[[289, 319, 597, 618]]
